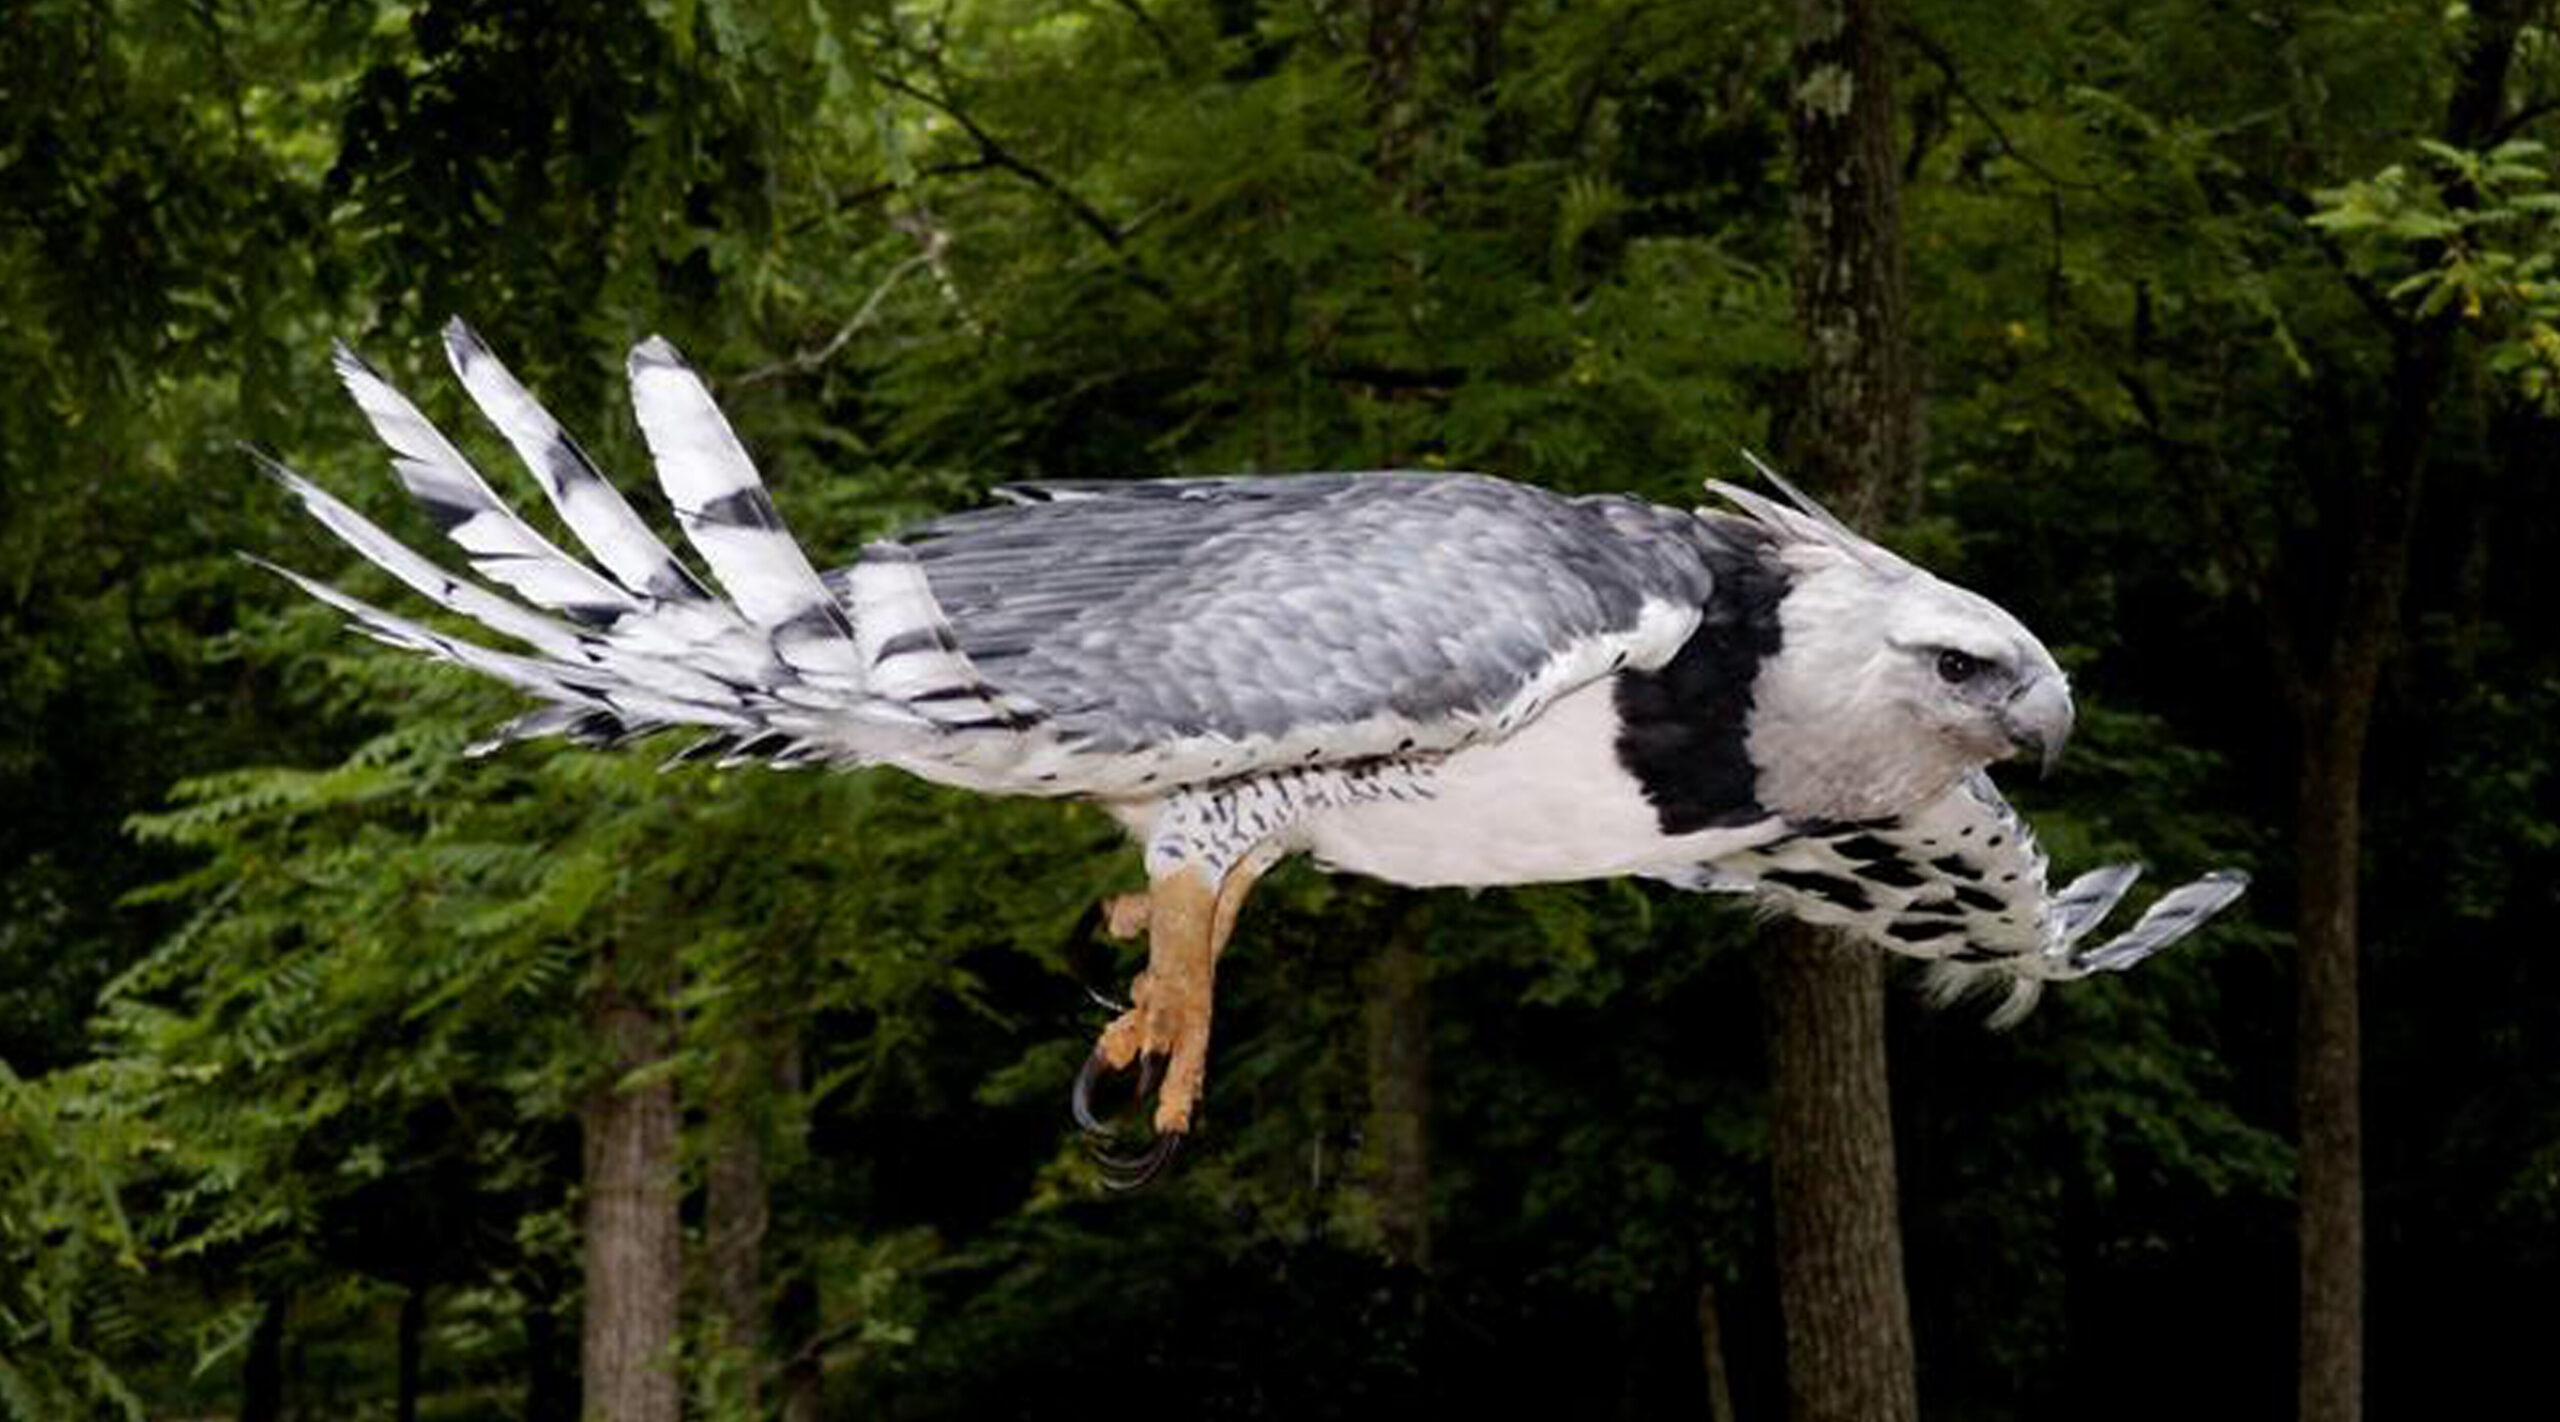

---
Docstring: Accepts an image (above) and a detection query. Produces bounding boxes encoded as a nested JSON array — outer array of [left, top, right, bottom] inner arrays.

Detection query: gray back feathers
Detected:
[[886, 474, 1725, 753]]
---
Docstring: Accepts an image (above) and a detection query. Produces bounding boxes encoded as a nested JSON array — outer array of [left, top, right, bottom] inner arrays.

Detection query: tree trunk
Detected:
[[772, 1034, 825, 1422], [1764, 0, 1921, 1418], [1468, 0, 1513, 167], [704, 1052, 772, 1414], [2294, 700, 2366, 1422], [1364, 910, 1433, 1270], [1358, 0, 1438, 1276], [1783, 0, 1919, 528], [1699, 1280, 1739, 1422], [581, 958, 681, 1422], [238, 1293, 284, 1422], [2287, 331, 2436, 1422], [1761, 932, 1918, 1422], [2286, 16, 2522, 1419], [1365, 0, 1431, 197]]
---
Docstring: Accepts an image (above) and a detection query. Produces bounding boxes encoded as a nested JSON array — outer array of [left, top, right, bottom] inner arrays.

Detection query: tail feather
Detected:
[[332, 342, 633, 622], [256, 455, 737, 709], [265, 327, 1001, 767], [1918, 963, 2046, 1030], [441, 319, 716, 606], [624, 338, 866, 687], [258, 454, 593, 663], [266, 396, 825, 718], [837, 544, 1038, 730], [431, 323, 776, 684], [490, 703, 634, 753], [257, 555, 746, 731]]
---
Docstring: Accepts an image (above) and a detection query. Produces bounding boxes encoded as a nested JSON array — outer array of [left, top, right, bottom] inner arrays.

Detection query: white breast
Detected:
[[1298, 679, 1780, 888]]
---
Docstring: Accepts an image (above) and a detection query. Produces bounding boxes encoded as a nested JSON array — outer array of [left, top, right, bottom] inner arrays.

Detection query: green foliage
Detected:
[[0, 1065, 147, 1422], [2313, 138, 2560, 409], [2, 0, 2555, 1416]]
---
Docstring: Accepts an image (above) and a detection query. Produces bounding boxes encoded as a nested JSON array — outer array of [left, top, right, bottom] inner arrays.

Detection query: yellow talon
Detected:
[[1075, 851, 1276, 1178]]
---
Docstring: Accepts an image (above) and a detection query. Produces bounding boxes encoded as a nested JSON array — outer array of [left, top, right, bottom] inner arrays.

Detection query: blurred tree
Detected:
[[1896, 1, 2552, 1414], [1358, 0, 1438, 1279], [1761, 0, 1922, 1419]]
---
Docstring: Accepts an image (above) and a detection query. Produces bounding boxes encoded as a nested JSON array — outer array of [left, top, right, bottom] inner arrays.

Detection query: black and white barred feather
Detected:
[[1697, 772, 2249, 1024], [265, 320, 999, 769]]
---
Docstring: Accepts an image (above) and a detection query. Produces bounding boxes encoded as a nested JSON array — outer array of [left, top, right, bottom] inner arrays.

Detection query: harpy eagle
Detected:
[[261, 322, 2248, 1184]]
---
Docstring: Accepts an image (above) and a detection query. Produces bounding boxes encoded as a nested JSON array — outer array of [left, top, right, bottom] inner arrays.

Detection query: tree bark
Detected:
[[580, 956, 681, 1422], [1699, 1280, 1739, 1422], [772, 1033, 825, 1422], [2287, 12, 2523, 1420], [1358, 0, 1438, 1276], [1761, 933, 1918, 1422], [2293, 699, 2366, 1422], [1364, 910, 1433, 1270], [705, 1052, 772, 1414], [1764, 0, 1922, 1419], [1783, 0, 1919, 529], [1365, 0, 1431, 197], [1468, 0, 1513, 167]]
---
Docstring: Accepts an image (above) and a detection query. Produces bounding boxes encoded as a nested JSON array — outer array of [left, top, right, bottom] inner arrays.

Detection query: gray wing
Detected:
[[863, 472, 1719, 761]]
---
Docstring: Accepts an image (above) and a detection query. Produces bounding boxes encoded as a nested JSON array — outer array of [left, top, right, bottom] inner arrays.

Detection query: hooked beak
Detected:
[[2002, 675, 2075, 775]]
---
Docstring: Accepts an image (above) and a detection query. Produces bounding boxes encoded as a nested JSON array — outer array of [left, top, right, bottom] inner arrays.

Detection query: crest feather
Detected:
[[1705, 452, 1912, 580]]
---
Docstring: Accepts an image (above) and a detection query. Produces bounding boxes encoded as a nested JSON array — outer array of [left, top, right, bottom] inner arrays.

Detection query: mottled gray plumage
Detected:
[[886, 474, 1718, 753]]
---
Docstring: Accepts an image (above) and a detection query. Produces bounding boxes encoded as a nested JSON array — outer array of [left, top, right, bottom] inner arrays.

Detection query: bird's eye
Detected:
[[1936, 649, 1982, 684]]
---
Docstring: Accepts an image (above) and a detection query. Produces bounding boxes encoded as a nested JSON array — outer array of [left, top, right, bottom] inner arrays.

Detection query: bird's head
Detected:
[[1707, 463, 2075, 820], [1870, 578, 2073, 774]]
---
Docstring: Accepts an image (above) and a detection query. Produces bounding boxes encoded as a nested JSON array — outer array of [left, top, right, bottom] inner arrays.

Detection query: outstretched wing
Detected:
[[856, 473, 1729, 789], [268, 328, 1728, 796], [1707, 772, 2248, 1024]]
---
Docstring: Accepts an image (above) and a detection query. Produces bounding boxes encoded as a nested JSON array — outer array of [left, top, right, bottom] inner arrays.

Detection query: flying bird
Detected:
[[261, 321, 2248, 1185]]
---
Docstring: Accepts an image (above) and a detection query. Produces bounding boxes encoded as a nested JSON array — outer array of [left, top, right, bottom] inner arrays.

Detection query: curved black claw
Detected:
[[1092, 1131, 1184, 1192], [1069, 1048, 1164, 1140], [1070, 1049, 1114, 1137], [1070, 1049, 1181, 1188]]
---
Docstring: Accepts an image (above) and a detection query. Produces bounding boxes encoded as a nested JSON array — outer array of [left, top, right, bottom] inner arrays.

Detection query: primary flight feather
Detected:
[[265, 322, 2248, 1183]]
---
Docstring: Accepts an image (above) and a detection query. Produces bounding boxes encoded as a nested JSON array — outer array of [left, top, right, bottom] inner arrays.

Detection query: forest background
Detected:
[[3, 0, 2556, 1418]]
